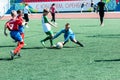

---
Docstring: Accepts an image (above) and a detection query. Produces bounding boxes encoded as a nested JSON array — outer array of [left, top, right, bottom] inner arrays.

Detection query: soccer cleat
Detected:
[[24, 43, 27, 46], [25, 25, 29, 28], [50, 45, 56, 48], [10, 50, 14, 60], [40, 40, 45, 47], [80, 44, 84, 47], [100, 23, 104, 27], [17, 53, 21, 57]]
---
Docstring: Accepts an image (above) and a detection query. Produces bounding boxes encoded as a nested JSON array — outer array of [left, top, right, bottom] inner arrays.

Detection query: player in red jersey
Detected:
[[4, 10, 24, 60], [17, 10, 25, 41]]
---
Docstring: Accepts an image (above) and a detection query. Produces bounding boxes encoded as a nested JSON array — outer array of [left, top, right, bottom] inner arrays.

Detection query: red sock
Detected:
[[14, 41, 24, 55], [21, 33, 24, 40]]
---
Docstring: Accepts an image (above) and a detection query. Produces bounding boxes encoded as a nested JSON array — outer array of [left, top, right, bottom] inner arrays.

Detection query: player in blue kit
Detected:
[[53, 23, 84, 47]]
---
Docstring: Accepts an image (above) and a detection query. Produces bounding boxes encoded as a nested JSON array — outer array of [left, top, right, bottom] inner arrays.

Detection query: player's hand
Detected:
[[4, 32, 8, 36], [22, 22, 26, 25]]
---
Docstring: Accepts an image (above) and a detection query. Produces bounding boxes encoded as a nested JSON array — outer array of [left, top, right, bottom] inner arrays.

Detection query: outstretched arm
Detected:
[[4, 24, 8, 36], [48, 21, 57, 28], [53, 29, 64, 39]]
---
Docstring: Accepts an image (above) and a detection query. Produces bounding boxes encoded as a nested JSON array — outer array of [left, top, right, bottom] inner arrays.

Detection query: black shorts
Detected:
[[24, 14, 29, 22], [99, 11, 104, 17]]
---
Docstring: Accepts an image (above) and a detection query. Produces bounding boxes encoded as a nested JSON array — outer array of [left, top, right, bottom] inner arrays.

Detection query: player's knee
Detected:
[[71, 39, 77, 43]]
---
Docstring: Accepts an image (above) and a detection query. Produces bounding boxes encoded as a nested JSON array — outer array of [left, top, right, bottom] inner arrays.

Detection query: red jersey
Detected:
[[17, 15, 24, 23], [50, 6, 56, 13], [6, 18, 22, 31]]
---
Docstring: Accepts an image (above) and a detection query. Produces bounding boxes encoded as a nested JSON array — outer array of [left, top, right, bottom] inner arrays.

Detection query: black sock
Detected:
[[76, 41, 84, 47], [43, 36, 50, 42], [50, 39, 53, 46]]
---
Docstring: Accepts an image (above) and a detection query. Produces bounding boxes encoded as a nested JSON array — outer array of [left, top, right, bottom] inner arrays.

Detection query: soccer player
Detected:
[[41, 8, 57, 48], [17, 10, 25, 41], [49, 3, 58, 24], [97, 0, 108, 26], [23, 3, 31, 28], [81, 2, 85, 13], [4, 10, 24, 59], [53, 23, 84, 47], [91, 0, 94, 12]]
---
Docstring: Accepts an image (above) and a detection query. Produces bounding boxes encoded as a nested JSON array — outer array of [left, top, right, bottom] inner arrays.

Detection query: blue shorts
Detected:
[[19, 25, 24, 34], [10, 31, 22, 42], [64, 34, 75, 42]]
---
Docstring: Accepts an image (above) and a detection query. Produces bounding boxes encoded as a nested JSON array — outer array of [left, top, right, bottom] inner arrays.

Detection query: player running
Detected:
[[49, 3, 58, 24], [41, 8, 57, 48], [97, 0, 108, 26], [53, 23, 84, 47], [23, 3, 31, 28], [4, 10, 24, 60], [17, 10, 25, 42]]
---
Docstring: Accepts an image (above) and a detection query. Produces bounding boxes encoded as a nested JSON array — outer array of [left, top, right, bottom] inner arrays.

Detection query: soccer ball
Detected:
[[56, 42, 63, 49]]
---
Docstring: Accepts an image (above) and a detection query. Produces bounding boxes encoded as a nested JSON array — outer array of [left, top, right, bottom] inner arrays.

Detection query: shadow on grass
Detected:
[[94, 59, 120, 62], [87, 34, 120, 38], [22, 47, 44, 50], [0, 45, 15, 48], [47, 46, 78, 49], [0, 56, 21, 61], [0, 58, 12, 61], [64, 46, 78, 48], [22, 46, 79, 50]]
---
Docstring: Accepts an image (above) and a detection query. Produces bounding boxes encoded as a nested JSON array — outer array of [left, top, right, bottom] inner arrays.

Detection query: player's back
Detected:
[[98, 2, 105, 12], [6, 18, 22, 31], [64, 28, 74, 36]]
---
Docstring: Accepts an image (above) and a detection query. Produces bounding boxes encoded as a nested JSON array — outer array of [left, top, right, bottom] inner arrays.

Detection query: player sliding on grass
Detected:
[[41, 8, 57, 48], [53, 23, 84, 47], [4, 10, 24, 60]]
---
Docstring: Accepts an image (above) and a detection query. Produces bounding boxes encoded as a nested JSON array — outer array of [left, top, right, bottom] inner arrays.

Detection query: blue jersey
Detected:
[[54, 28, 75, 42]]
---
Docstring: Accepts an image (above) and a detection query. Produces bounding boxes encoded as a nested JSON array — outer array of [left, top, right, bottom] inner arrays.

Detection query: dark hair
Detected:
[[25, 3, 28, 6], [17, 10, 22, 14], [43, 8, 49, 13], [65, 23, 70, 26], [52, 3, 55, 6]]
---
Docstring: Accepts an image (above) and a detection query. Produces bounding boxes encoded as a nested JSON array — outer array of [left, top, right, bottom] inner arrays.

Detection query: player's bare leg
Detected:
[[71, 39, 84, 47]]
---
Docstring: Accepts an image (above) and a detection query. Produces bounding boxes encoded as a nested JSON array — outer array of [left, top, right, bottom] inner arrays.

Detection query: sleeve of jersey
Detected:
[[53, 29, 64, 39], [5, 22, 11, 30]]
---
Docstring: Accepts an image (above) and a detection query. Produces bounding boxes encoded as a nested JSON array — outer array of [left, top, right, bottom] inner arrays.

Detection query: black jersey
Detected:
[[98, 2, 105, 12]]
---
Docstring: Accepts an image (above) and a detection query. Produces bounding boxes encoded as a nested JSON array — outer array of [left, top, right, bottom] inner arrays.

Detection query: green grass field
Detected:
[[0, 18, 120, 80]]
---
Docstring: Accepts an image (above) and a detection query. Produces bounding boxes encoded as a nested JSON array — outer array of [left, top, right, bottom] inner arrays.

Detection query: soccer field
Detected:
[[0, 18, 120, 80]]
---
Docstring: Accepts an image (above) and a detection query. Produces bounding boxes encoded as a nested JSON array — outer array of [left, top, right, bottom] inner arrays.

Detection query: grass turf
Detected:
[[0, 18, 120, 80]]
